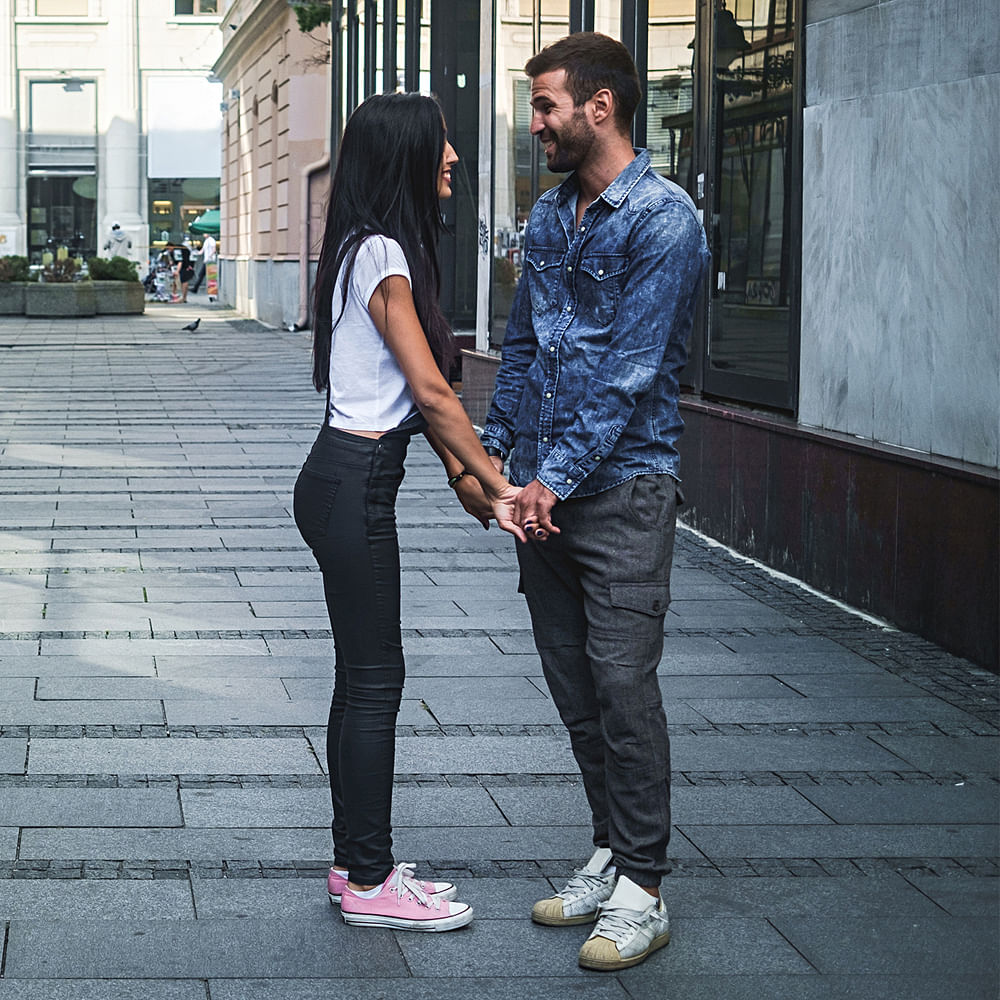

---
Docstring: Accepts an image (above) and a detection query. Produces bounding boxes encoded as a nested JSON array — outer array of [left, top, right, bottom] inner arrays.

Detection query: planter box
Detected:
[[93, 280, 145, 314], [0, 282, 26, 315], [24, 282, 97, 318]]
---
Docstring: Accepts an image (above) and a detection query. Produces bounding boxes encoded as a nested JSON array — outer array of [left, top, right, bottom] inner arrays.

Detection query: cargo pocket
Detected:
[[293, 467, 341, 546], [609, 581, 671, 617]]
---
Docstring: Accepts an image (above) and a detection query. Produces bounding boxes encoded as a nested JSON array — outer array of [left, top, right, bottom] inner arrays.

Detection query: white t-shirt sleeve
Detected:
[[351, 235, 411, 308]]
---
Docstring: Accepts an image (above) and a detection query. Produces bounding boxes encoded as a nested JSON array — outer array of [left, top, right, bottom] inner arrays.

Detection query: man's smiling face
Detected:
[[529, 68, 596, 174]]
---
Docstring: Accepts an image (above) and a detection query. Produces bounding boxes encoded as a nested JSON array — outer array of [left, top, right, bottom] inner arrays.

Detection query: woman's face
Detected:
[[438, 133, 459, 199]]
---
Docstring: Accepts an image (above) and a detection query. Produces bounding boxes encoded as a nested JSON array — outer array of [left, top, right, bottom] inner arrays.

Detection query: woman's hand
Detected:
[[486, 482, 527, 542], [453, 476, 493, 529]]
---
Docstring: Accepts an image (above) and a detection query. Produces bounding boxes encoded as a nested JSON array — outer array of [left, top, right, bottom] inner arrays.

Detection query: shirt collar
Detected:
[[556, 148, 651, 211]]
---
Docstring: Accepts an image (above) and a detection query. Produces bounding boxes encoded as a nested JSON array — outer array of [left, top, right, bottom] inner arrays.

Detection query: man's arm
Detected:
[[480, 266, 536, 458], [533, 201, 708, 502]]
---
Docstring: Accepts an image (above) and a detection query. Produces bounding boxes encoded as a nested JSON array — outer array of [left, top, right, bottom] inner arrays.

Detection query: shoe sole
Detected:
[[341, 906, 473, 932], [531, 908, 599, 927], [578, 930, 671, 971]]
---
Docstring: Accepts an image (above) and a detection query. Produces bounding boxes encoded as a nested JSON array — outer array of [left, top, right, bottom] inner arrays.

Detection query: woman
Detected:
[[294, 93, 524, 932]]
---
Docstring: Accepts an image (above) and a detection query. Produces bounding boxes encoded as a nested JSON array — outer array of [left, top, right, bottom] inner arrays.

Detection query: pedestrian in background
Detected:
[[480, 32, 710, 971], [103, 221, 132, 258], [189, 231, 216, 294], [172, 242, 194, 303], [293, 92, 526, 933]]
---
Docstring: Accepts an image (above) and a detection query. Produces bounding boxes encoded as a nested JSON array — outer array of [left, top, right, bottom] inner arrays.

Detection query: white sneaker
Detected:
[[531, 847, 617, 926], [578, 875, 671, 971]]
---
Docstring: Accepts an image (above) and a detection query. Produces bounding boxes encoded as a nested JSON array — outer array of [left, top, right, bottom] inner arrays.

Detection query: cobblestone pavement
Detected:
[[0, 306, 997, 999]]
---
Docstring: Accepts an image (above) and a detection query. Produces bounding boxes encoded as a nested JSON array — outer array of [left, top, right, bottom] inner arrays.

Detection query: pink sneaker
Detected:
[[339, 863, 473, 931], [327, 866, 458, 904]]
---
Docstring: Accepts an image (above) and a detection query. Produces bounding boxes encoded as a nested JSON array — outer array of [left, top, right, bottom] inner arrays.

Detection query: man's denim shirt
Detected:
[[482, 150, 710, 501]]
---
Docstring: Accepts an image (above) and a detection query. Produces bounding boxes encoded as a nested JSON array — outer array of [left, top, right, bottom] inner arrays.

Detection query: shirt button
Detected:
[[566, 477, 573, 483], [549, 346, 555, 352], [539, 260, 545, 266], [567, 265, 573, 272], [545, 392, 552, 399], [598, 269, 604, 276], [542, 436, 548, 442]]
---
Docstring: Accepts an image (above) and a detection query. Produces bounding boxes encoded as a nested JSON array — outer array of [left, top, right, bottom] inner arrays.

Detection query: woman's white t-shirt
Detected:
[[327, 235, 416, 431]]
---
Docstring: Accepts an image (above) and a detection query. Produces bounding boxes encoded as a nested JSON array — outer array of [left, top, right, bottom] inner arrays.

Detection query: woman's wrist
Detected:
[[447, 469, 468, 489]]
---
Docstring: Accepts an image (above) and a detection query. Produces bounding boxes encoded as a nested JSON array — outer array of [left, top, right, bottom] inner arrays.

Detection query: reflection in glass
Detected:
[[491, 0, 569, 347], [708, 0, 794, 384]]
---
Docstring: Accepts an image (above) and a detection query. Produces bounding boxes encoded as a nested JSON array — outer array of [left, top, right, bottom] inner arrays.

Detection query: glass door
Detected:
[[703, 0, 800, 410]]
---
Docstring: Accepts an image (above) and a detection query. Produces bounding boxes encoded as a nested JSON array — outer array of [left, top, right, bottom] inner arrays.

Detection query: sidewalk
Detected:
[[0, 304, 997, 999]]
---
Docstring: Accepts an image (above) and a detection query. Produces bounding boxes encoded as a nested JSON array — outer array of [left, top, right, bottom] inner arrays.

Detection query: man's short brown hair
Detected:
[[525, 32, 641, 133]]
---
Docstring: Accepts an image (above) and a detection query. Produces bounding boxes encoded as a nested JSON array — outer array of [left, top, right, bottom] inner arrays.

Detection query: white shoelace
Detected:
[[388, 863, 440, 910], [592, 901, 652, 943], [559, 866, 613, 900]]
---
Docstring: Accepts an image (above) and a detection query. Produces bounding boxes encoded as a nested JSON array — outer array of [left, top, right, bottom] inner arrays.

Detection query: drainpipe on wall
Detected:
[[293, 153, 330, 330]]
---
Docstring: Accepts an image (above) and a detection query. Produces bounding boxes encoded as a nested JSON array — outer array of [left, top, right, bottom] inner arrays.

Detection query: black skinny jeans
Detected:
[[293, 422, 415, 885]]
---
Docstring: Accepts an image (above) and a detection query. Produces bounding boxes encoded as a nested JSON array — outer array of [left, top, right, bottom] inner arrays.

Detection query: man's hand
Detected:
[[453, 476, 492, 529], [513, 479, 560, 540]]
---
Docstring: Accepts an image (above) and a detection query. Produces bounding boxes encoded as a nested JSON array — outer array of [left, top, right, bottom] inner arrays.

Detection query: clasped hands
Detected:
[[453, 459, 559, 544]]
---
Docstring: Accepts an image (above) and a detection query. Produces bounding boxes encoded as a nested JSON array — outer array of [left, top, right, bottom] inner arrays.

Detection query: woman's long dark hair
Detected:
[[311, 92, 454, 392]]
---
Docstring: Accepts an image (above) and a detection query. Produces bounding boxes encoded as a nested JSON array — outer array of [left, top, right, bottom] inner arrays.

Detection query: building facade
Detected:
[[0, 0, 222, 268], [209, 0, 998, 667]]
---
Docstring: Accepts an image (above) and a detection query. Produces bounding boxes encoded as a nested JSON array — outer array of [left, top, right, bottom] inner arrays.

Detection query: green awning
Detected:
[[188, 208, 220, 235]]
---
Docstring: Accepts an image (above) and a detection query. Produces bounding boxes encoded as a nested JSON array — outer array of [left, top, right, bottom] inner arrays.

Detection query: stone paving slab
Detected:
[[868, 735, 1000, 777], [0, 789, 181, 827], [610, 974, 998, 1000], [26, 738, 321, 775], [0, 828, 19, 858], [17, 827, 334, 861], [402, 653, 543, 677], [904, 873, 1000, 917], [179, 786, 502, 828], [0, 982, 208, 1000], [163, 699, 332, 726], [684, 696, 980, 724], [0, 656, 157, 677], [35, 676, 289, 701], [488, 784, 831, 827], [660, 873, 943, 919], [0, 740, 27, 773], [3, 917, 407, 978], [669, 733, 910, 771], [797, 783, 1000, 824], [0, 881, 194, 920], [207, 979, 633, 1000], [679, 823, 1000, 859], [152, 655, 330, 678], [38, 638, 271, 657], [770, 915, 999, 976]]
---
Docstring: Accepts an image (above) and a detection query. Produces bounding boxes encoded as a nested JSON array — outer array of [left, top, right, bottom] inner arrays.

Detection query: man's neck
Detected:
[[574, 136, 636, 224], [576, 136, 635, 205]]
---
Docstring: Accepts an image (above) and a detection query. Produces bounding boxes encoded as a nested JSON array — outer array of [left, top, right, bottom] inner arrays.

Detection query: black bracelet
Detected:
[[447, 470, 468, 488]]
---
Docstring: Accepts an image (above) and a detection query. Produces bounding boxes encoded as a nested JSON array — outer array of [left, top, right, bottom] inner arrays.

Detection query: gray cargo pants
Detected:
[[516, 474, 678, 888]]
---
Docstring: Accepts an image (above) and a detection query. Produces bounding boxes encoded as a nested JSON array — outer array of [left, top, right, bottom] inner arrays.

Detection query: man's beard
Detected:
[[542, 107, 595, 173]]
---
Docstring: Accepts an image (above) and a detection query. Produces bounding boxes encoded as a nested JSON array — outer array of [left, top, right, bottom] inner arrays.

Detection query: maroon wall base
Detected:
[[677, 399, 999, 670], [459, 352, 999, 669]]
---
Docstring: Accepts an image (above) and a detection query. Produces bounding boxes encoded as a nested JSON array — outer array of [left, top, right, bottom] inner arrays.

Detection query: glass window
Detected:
[[704, 0, 798, 407], [491, 0, 570, 347], [35, 0, 87, 14], [27, 175, 96, 264], [174, 1, 219, 15]]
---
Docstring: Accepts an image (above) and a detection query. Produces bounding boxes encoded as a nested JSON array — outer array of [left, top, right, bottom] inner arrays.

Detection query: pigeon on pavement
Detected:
[[182, 318, 201, 332]]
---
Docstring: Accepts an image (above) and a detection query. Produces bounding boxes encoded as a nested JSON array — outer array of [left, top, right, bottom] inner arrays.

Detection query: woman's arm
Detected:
[[424, 427, 493, 529], [368, 275, 526, 542]]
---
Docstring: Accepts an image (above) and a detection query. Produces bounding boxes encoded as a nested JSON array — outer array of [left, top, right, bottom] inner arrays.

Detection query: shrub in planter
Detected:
[[88, 255, 144, 314], [88, 255, 139, 282], [0, 254, 30, 314]]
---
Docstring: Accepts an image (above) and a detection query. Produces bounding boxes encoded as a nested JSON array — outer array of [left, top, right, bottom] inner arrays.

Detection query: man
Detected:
[[189, 231, 216, 294], [480, 33, 709, 972], [103, 222, 132, 258]]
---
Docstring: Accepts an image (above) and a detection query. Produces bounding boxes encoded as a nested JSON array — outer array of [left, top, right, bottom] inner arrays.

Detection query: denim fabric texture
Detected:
[[293, 422, 416, 886], [482, 149, 710, 500]]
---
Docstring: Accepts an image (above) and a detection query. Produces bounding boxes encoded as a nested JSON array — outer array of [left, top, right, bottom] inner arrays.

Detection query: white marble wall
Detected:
[[800, 0, 999, 469]]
